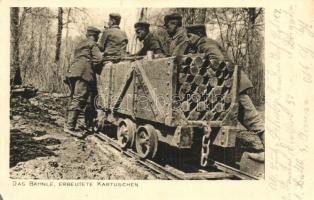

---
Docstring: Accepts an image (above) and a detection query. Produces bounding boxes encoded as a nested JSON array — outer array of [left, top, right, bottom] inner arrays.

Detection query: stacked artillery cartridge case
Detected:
[[176, 56, 235, 121]]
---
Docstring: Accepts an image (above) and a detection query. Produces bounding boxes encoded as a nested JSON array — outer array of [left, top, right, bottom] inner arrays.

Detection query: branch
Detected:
[[213, 9, 225, 49]]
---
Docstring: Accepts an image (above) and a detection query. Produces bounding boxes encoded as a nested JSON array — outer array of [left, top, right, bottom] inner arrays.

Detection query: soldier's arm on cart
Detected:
[[136, 46, 146, 56], [172, 35, 189, 56], [120, 39, 128, 57], [150, 36, 164, 55], [98, 30, 109, 52], [198, 39, 225, 61]]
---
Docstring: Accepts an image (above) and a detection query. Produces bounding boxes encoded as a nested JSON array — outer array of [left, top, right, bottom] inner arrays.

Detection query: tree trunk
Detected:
[[139, 8, 148, 21], [245, 8, 264, 106], [195, 8, 207, 24], [55, 7, 63, 63], [10, 7, 22, 85]]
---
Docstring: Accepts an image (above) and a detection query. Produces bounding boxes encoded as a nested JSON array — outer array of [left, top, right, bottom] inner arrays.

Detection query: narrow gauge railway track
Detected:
[[93, 132, 259, 180]]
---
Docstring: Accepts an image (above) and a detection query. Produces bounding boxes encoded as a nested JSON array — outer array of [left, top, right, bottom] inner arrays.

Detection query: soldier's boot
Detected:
[[84, 105, 96, 133], [247, 131, 265, 163], [64, 110, 84, 139]]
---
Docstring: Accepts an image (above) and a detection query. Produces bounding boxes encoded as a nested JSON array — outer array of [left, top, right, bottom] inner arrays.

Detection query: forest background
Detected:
[[10, 7, 264, 106]]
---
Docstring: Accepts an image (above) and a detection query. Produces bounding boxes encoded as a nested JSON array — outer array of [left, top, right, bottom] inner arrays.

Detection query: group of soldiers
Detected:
[[64, 12, 264, 162]]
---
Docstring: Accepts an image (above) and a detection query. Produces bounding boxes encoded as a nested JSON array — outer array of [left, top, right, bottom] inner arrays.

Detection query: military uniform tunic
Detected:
[[168, 27, 190, 56], [136, 32, 163, 56], [151, 27, 171, 56], [98, 25, 128, 58], [152, 27, 189, 56], [67, 38, 103, 82]]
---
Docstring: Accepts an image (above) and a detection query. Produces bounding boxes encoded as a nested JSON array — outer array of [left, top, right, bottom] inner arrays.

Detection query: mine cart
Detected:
[[95, 54, 254, 171]]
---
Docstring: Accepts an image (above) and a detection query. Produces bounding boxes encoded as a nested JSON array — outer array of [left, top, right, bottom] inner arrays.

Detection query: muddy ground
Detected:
[[10, 92, 263, 180], [10, 93, 161, 179]]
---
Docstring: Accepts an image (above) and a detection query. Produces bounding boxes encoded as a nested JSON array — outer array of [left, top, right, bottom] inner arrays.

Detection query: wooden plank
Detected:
[[212, 161, 259, 180], [134, 61, 166, 120], [183, 172, 234, 180], [111, 67, 134, 111]]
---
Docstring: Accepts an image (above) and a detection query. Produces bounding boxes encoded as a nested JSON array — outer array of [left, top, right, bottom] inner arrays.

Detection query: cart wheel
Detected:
[[117, 119, 136, 149], [135, 125, 159, 159]]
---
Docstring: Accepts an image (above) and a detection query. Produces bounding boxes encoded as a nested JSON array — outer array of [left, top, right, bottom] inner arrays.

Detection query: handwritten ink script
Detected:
[[268, 5, 313, 200]]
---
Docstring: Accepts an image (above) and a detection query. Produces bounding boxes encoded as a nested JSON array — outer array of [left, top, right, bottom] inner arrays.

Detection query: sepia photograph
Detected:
[[9, 7, 265, 180]]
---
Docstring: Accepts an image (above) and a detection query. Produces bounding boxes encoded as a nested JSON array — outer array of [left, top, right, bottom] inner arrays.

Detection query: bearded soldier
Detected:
[[64, 26, 103, 138], [187, 24, 265, 162], [134, 21, 164, 56]]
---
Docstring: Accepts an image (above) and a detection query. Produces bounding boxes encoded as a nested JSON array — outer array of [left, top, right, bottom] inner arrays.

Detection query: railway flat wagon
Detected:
[[95, 54, 258, 174]]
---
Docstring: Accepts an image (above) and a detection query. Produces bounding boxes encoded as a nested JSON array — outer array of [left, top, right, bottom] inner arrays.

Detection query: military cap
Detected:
[[109, 13, 121, 21], [134, 21, 150, 29], [87, 26, 101, 34], [164, 13, 182, 23], [186, 24, 206, 35]]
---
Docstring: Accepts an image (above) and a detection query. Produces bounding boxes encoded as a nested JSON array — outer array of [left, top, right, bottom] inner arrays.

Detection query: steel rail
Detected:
[[92, 132, 258, 180]]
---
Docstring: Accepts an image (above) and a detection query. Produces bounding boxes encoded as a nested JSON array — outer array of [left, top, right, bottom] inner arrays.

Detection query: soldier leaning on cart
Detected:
[[157, 13, 190, 56], [134, 22, 164, 56], [186, 24, 264, 162], [64, 13, 128, 139], [64, 26, 103, 138]]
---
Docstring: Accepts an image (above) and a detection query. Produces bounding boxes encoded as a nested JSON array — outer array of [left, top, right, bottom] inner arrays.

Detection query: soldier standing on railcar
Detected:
[[133, 21, 164, 56], [64, 26, 103, 138], [98, 13, 128, 61], [186, 24, 265, 162]]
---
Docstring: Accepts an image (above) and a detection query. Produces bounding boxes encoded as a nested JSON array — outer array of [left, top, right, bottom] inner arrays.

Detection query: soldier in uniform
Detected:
[[151, 26, 171, 56], [64, 26, 103, 138], [150, 13, 189, 56], [163, 13, 190, 56], [98, 13, 128, 60], [186, 24, 265, 162], [133, 21, 164, 56]]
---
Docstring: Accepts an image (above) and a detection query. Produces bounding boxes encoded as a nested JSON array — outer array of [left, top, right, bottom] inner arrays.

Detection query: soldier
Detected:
[[134, 21, 164, 56], [186, 24, 227, 61], [187, 24, 265, 162], [164, 13, 190, 56], [64, 26, 103, 138], [98, 13, 128, 60], [152, 13, 190, 56]]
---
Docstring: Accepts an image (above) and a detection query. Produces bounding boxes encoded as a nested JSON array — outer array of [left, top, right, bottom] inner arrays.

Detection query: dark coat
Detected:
[[152, 27, 189, 56], [67, 38, 103, 82], [152, 27, 171, 56], [136, 32, 163, 56], [169, 27, 190, 56], [98, 25, 128, 58]]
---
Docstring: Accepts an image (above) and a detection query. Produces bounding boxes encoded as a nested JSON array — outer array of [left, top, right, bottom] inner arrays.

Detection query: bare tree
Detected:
[[10, 7, 22, 85], [55, 7, 63, 63], [174, 8, 207, 25], [139, 8, 148, 21]]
